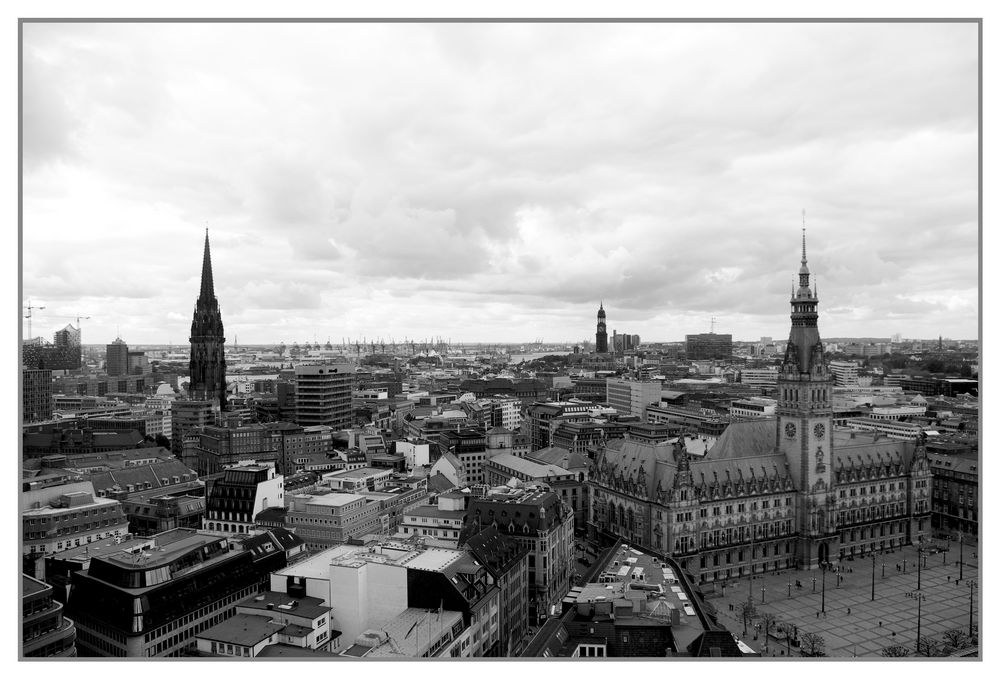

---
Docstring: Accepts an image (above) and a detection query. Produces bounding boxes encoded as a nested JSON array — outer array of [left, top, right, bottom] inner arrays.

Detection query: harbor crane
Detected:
[[23, 299, 45, 339]]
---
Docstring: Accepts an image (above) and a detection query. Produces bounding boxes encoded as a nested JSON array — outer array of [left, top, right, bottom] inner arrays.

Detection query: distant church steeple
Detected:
[[189, 229, 227, 409], [595, 301, 608, 353]]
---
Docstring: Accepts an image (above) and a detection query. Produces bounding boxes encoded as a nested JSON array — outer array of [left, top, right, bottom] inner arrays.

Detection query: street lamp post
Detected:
[[917, 542, 923, 591], [968, 580, 978, 638], [871, 552, 876, 601], [821, 562, 827, 613], [958, 532, 964, 581], [905, 591, 926, 656]]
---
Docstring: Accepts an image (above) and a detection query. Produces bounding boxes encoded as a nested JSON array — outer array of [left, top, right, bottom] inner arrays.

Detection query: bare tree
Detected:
[[800, 632, 826, 657], [942, 629, 969, 650], [735, 599, 757, 636], [758, 611, 778, 651], [880, 645, 911, 657], [917, 636, 941, 657]]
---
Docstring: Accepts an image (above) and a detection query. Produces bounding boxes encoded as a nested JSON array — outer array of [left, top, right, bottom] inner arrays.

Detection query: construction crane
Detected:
[[48, 313, 91, 335], [23, 299, 45, 339]]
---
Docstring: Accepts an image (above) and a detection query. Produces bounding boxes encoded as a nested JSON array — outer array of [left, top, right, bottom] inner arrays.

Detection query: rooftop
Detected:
[[362, 608, 464, 658], [237, 592, 332, 619], [101, 529, 222, 569], [405, 505, 466, 520], [197, 613, 285, 646], [47, 534, 155, 565], [324, 467, 388, 481], [297, 492, 367, 507], [487, 452, 574, 479], [402, 547, 465, 572], [22, 574, 48, 597]]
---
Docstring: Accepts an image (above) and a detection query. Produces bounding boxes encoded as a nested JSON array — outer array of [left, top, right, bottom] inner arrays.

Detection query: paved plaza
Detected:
[[706, 540, 980, 658]]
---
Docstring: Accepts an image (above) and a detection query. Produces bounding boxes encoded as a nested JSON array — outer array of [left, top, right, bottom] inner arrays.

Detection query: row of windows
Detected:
[[26, 506, 118, 525], [699, 497, 795, 518]]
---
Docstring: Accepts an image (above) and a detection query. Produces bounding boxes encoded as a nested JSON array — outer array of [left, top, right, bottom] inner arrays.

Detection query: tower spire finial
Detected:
[[801, 209, 807, 264]]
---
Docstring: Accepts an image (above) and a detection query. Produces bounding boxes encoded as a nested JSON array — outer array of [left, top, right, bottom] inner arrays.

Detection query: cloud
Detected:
[[21, 22, 979, 343]]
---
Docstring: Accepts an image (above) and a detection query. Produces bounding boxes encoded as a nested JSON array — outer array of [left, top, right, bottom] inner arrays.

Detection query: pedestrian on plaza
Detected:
[[847, 607, 851, 615], [879, 621, 882, 627], [816, 611, 819, 618]]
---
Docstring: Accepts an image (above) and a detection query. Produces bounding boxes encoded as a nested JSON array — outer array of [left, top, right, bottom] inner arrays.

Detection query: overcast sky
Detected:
[[21, 21, 979, 346]]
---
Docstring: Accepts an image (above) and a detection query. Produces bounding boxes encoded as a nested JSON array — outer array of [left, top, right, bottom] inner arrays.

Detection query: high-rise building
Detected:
[[22, 369, 53, 423], [605, 377, 663, 418], [684, 332, 733, 360], [294, 364, 355, 429], [595, 302, 608, 353], [105, 338, 129, 376], [170, 400, 217, 457], [828, 359, 861, 386], [189, 230, 227, 409], [127, 350, 150, 375]]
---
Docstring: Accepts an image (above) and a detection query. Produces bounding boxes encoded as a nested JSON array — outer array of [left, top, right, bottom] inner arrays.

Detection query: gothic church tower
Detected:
[[189, 230, 227, 409], [776, 229, 835, 567]]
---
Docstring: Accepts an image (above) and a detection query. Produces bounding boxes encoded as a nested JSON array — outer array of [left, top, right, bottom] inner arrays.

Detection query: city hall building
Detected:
[[588, 234, 933, 584]]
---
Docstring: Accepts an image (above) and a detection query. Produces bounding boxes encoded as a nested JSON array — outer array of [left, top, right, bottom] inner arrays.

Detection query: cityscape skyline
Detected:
[[22, 22, 979, 345]]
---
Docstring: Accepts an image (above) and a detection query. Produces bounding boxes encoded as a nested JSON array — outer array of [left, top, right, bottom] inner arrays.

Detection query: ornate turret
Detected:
[[189, 229, 227, 409], [782, 227, 827, 376]]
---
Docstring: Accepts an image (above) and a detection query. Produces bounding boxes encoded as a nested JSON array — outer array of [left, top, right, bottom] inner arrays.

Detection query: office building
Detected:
[[171, 400, 217, 458], [22, 369, 53, 424], [606, 378, 663, 418], [66, 528, 288, 656], [295, 364, 355, 430], [106, 338, 129, 377], [22, 479, 130, 568], [685, 333, 733, 360], [829, 360, 861, 386]]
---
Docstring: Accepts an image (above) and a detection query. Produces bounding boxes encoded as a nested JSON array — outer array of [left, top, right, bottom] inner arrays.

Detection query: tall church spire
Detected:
[[190, 230, 227, 409], [200, 228, 216, 302]]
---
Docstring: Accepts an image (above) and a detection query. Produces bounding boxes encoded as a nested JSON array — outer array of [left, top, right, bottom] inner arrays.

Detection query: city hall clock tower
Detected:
[[776, 228, 835, 568]]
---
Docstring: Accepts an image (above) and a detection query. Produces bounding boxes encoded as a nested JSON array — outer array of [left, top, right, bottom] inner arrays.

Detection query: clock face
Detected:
[[784, 423, 797, 438], [814, 423, 826, 438]]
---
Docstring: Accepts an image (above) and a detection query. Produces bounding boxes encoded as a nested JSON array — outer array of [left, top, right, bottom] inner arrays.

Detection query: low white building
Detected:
[[396, 438, 432, 469], [398, 491, 467, 548]]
